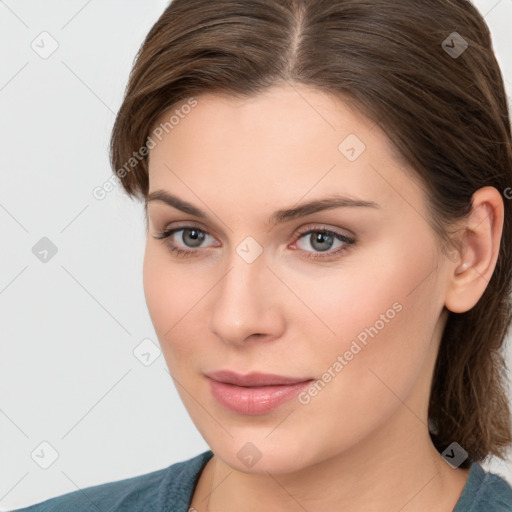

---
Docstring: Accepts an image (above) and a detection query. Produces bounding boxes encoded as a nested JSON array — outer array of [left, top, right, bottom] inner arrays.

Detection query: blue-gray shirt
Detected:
[[10, 450, 512, 511]]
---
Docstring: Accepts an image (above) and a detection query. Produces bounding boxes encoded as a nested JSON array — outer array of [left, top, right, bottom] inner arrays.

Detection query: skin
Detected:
[[143, 84, 504, 511]]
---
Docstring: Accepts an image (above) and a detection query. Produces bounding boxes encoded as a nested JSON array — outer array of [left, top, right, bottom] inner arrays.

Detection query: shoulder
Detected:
[[454, 462, 512, 511], [10, 450, 214, 512]]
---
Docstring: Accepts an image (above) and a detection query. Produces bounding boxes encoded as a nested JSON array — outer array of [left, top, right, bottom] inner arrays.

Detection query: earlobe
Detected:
[[444, 187, 504, 314]]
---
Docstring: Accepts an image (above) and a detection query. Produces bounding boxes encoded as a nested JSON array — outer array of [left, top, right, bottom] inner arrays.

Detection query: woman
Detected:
[[14, 0, 512, 510]]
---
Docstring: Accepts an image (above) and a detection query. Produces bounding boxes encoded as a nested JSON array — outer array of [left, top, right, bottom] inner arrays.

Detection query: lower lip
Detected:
[[207, 378, 314, 415]]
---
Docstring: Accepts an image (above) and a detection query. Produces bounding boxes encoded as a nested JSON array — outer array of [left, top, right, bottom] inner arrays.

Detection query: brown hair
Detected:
[[110, 0, 512, 465]]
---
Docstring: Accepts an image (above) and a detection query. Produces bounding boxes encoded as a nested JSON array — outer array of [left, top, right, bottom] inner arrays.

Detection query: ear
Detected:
[[444, 186, 504, 314]]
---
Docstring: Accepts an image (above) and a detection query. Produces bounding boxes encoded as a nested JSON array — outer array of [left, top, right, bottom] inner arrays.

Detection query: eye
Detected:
[[153, 224, 355, 260], [291, 227, 355, 259], [153, 226, 218, 257]]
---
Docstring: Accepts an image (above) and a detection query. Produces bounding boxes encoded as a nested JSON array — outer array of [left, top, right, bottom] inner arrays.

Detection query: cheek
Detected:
[[276, 248, 426, 358], [311, 227, 441, 354], [297, 233, 443, 416], [142, 244, 206, 358]]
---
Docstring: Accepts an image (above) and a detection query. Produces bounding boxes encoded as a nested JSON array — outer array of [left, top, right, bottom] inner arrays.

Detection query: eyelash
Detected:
[[153, 225, 356, 260]]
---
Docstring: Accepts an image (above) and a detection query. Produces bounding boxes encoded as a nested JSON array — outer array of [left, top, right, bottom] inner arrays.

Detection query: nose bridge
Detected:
[[208, 245, 283, 344]]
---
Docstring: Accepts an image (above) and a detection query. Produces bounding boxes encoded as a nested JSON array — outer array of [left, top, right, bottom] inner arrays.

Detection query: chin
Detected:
[[207, 434, 320, 475]]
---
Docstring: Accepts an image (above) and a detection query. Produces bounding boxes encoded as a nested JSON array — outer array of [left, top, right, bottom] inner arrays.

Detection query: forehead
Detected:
[[150, 85, 405, 157], [147, 84, 426, 222]]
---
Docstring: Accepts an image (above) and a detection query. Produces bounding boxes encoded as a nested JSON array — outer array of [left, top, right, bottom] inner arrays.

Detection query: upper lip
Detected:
[[205, 370, 313, 387]]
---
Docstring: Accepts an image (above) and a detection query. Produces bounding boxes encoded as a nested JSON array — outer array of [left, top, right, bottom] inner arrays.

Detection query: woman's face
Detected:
[[143, 85, 453, 474]]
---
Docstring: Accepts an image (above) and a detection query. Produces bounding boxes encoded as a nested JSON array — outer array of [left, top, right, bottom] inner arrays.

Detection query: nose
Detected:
[[208, 250, 286, 346]]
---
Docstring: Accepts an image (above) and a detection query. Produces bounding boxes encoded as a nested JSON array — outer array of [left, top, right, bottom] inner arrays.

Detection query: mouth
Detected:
[[205, 370, 313, 387], [205, 370, 315, 415]]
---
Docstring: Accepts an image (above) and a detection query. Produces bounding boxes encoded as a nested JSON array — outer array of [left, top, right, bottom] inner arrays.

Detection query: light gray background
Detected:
[[1, 0, 511, 509]]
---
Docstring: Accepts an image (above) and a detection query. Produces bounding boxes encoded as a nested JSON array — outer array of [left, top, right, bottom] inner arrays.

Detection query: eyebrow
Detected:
[[145, 189, 380, 225]]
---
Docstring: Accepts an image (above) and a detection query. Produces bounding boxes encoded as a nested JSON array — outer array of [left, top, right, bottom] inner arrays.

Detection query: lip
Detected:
[[205, 370, 314, 415]]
